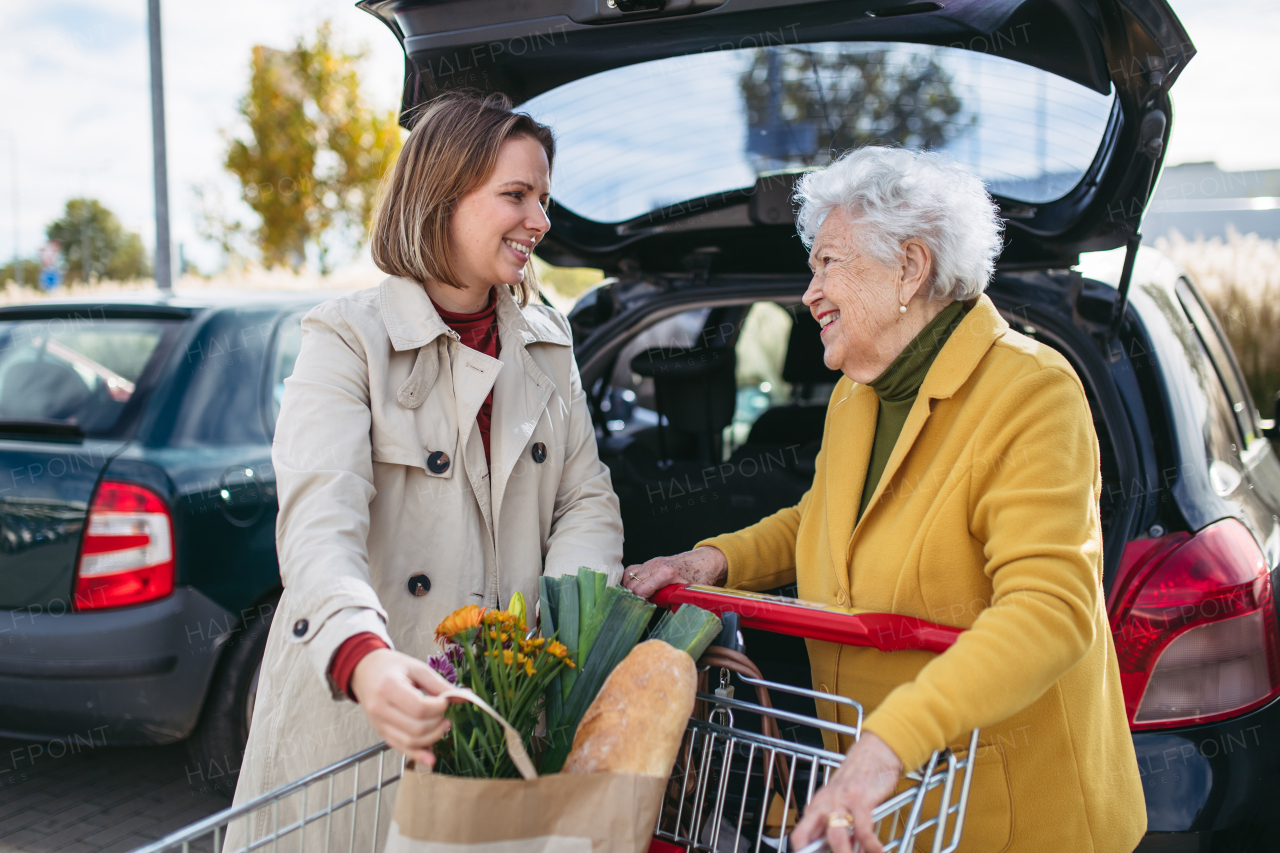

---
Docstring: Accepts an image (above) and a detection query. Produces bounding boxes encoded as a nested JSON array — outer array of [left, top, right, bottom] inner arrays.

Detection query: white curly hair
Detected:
[[793, 147, 1004, 302]]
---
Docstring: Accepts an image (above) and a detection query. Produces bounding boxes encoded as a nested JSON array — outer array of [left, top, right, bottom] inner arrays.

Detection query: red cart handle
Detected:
[[652, 585, 963, 654]]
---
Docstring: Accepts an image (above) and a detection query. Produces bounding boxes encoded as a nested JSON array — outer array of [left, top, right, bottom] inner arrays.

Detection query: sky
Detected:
[[0, 0, 1277, 273]]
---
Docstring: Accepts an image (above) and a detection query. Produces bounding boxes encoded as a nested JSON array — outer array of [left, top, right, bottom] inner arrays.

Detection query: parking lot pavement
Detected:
[[0, 737, 231, 853]]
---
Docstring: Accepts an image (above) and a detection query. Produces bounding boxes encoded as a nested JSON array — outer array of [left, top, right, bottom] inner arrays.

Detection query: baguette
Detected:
[[562, 639, 696, 777]]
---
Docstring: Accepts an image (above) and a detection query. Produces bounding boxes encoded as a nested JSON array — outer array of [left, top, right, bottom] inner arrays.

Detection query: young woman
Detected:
[[229, 92, 624, 850]]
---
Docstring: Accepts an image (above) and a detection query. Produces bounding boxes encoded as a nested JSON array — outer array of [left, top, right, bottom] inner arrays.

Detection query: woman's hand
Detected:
[[621, 546, 728, 599], [351, 648, 455, 767], [791, 733, 904, 853]]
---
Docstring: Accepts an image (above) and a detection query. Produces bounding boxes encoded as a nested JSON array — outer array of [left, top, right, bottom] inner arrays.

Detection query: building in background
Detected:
[[1143, 162, 1280, 242]]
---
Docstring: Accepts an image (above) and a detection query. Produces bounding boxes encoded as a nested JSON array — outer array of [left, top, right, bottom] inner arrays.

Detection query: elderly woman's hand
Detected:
[[791, 733, 903, 853], [621, 546, 727, 599]]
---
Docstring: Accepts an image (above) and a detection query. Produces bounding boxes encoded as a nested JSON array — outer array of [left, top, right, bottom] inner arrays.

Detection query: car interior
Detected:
[[586, 290, 1125, 737], [589, 294, 1121, 566], [591, 300, 842, 568]]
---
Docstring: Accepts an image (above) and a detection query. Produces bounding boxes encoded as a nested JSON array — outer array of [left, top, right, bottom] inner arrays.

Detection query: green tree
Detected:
[[740, 46, 964, 166], [215, 22, 403, 272], [45, 198, 150, 283], [0, 259, 41, 288]]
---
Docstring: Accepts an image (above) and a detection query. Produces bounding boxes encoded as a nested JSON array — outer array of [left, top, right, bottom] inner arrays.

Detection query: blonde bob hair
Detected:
[[370, 91, 555, 307]]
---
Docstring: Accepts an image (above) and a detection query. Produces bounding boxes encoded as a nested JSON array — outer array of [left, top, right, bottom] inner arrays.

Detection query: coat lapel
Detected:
[[488, 289, 567, 531], [836, 296, 1010, 562], [824, 381, 878, 595]]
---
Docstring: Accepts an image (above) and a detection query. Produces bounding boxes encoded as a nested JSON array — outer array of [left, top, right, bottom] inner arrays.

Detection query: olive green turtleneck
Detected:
[[857, 300, 969, 519]]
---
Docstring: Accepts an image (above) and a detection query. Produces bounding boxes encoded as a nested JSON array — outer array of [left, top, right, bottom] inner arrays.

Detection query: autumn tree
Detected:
[[741, 46, 964, 167], [46, 198, 150, 283], [216, 22, 402, 272]]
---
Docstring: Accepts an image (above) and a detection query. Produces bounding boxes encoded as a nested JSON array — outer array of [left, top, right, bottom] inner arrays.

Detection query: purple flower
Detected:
[[428, 651, 458, 685], [446, 643, 465, 668]]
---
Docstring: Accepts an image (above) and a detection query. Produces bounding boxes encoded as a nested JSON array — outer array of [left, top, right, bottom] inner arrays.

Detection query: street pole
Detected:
[[3, 134, 19, 287], [147, 0, 172, 291]]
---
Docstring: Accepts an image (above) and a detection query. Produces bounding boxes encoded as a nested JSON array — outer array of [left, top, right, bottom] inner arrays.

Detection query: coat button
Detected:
[[427, 451, 450, 474], [531, 442, 547, 463], [408, 574, 431, 597], [293, 619, 308, 637]]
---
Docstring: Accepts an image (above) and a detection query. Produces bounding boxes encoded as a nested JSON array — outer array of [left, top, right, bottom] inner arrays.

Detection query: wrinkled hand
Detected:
[[351, 648, 455, 768], [621, 546, 728, 599], [791, 733, 903, 853]]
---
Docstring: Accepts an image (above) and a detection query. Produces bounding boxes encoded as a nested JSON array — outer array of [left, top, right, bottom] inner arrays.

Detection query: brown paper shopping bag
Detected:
[[384, 686, 665, 853]]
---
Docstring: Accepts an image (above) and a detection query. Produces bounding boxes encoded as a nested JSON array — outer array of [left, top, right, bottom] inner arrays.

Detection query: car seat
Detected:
[[0, 361, 91, 421]]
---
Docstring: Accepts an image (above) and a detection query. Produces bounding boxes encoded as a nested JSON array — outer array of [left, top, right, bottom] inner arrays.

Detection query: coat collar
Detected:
[[379, 276, 571, 352], [825, 294, 1009, 591]]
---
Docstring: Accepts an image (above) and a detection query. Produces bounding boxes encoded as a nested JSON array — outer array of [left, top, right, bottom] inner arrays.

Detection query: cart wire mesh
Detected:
[[657, 674, 978, 853], [128, 742, 403, 853]]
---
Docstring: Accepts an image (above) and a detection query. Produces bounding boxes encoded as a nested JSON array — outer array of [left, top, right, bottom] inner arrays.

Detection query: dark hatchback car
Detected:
[[0, 293, 330, 785], [357, 0, 1275, 849]]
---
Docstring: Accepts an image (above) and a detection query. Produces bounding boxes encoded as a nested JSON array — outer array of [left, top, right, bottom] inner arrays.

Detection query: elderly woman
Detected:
[[624, 148, 1145, 853]]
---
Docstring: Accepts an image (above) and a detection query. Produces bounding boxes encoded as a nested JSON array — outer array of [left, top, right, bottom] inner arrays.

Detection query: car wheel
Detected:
[[187, 594, 277, 797]]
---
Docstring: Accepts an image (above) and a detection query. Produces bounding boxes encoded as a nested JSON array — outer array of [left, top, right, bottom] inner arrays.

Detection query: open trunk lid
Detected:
[[359, 0, 1193, 270]]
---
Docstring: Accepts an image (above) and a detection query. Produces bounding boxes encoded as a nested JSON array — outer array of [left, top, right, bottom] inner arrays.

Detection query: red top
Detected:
[[329, 632, 389, 701], [329, 290, 503, 701], [430, 290, 501, 466]]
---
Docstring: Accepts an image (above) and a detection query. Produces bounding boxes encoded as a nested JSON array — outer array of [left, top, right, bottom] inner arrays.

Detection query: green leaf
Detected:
[[649, 604, 724, 661], [557, 578, 580, 701], [576, 567, 597, 662]]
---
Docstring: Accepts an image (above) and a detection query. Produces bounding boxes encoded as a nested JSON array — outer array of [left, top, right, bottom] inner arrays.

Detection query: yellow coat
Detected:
[[700, 295, 1145, 852]]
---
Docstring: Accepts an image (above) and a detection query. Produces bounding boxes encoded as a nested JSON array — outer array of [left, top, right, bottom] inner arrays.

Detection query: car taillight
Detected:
[[73, 480, 175, 611], [1111, 519, 1280, 730]]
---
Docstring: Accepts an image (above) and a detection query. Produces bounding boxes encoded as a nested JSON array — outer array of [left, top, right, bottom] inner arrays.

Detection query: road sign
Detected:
[[39, 241, 60, 269], [39, 269, 61, 290]]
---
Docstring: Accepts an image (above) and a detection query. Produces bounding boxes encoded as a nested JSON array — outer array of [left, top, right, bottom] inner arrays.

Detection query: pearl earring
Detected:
[[899, 304, 908, 314]]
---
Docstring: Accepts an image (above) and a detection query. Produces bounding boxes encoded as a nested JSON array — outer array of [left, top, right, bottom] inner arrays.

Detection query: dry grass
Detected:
[[1155, 229, 1280, 417]]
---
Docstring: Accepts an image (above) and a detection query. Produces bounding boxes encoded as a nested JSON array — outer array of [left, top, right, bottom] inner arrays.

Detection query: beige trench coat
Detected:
[[226, 277, 623, 852]]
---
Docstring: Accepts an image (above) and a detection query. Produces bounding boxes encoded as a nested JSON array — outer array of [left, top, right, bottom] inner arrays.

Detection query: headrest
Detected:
[[631, 347, 733, 379], [0, 360, 91, 420]]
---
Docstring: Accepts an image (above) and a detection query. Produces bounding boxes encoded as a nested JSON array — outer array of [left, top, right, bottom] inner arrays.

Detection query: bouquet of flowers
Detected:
[[428, 569, 724, 778], [428, 595, 576, 778]]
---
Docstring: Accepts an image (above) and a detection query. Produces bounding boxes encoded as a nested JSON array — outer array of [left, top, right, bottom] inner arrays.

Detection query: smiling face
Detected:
[[802, 207, 940, 384], [434, 135, 551, 313]]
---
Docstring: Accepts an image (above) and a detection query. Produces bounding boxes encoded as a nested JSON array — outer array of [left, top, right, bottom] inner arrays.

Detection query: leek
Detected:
[[649, 604, 724, 661], [540, 585, 655, 773]]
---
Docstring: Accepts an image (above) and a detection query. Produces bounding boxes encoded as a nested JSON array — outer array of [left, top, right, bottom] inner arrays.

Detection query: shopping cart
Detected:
[[649, 585, 977, 853], [130, 586, 977, 853]]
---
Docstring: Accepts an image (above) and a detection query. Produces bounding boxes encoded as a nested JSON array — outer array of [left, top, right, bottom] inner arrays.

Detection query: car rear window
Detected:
[[525, 41, 1116, 223], [0, 317, 180, 437]]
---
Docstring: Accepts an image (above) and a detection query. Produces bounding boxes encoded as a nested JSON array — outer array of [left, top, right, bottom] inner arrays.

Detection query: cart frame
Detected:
[[129, 587, 978, 853]]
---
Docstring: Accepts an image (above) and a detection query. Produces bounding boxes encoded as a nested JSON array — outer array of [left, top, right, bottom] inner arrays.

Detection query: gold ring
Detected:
[[827, 811, 854, 829]]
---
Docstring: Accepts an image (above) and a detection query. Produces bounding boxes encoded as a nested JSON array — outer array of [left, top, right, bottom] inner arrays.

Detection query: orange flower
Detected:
[[524, 659, 536, 677], [502, 649, 514, 666], [546, 640, 570, 660], [436, 605, 485, 644]]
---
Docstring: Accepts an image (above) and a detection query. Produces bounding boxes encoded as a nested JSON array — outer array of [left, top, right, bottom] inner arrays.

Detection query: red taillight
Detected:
[[1111, 519, 1280, 730], [73, 480, 175, 611]]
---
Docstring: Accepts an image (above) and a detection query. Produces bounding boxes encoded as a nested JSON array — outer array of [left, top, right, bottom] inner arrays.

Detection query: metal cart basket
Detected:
[[130, 586, 977, 853]]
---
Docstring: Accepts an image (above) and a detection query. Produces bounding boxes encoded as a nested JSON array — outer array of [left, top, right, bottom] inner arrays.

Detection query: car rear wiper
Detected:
[[0, 420, 86, 440]]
